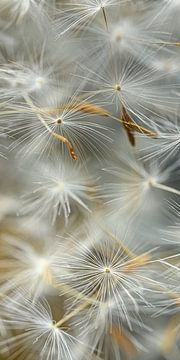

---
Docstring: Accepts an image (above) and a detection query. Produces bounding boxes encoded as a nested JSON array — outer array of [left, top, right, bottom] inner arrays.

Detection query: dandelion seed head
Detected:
[[55, 117, 63, 125], [0, 0, 180, 358], [103, 266, 112, 274], [35, 257, 49, 275], [34, 75, 46, 89], [21, 157, 95, 223], [109, 20, 139, 50], [143, 176, 157, 190], [111, 24, 127, 44], [0, 289, 82, 360], [114, 84, 121, 91]]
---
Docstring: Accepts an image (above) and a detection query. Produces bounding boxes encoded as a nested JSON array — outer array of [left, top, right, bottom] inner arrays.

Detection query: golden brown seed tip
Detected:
[[70, 149, 78, 161]]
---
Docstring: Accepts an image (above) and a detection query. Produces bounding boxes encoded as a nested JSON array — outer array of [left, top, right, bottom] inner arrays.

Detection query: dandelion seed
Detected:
[[0, 235, 56, 297], [21, 156, 96, 224], [55, 0, 123, 36], [0, 289, 82, 360], [0, 60, 54, 101], [76, 55, 177, 130], [1, 85, 111, 160], [101, 149, 180, 221], [54, 233, 175, 330]]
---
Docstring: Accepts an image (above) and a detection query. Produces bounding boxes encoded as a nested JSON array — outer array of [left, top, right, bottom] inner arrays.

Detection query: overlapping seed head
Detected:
[[0, 1, 179, 360]]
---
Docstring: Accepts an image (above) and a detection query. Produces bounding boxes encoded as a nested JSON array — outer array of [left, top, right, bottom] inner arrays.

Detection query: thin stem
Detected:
[[24, 95, 52, 133], [132, 37, 180, 48], [55, 300, 90, 328], [101, 6, 109, 32], [116, 34, 180, 48], [45, 269, 96, 306], [151, 181, 180, 196]]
